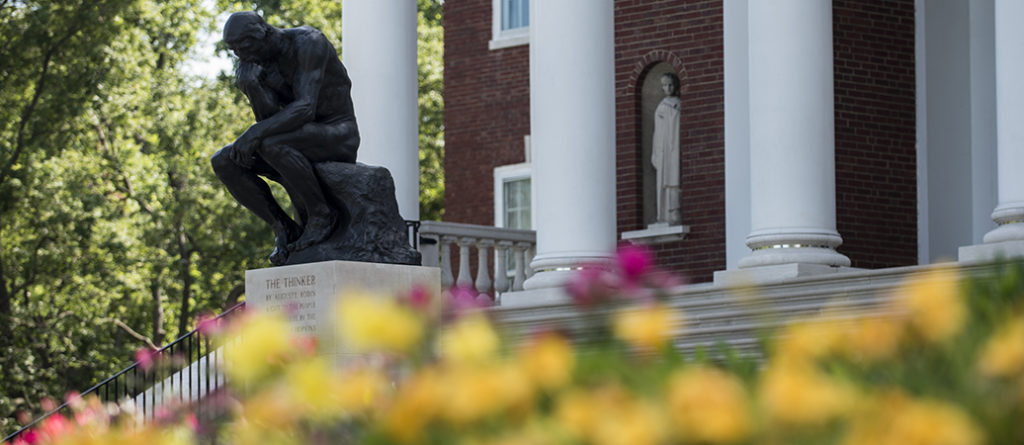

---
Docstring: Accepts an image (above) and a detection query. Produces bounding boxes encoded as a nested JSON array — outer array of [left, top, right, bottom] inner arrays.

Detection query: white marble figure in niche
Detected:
[[651, 72, 681, 225]]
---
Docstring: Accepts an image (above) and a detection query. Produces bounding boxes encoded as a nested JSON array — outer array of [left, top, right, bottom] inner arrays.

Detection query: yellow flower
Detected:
[[612, 303, 680, 351], [441, 364, 504, 425], [224, 312, 293, 383], [335, 367, 389, 414], [241, 384, 301, 429], [556, 386, 666, 445], [759, 360, 855, 427], [228, 423, 301, 445], [893, 267, 965, 343], [842, 391, 981, 445], [438, 314, 500, 365], [774, 318, 845, 363], [335, 291, 424, 354], [555, 389, 598, 440], [283, 357, 336, 418], [592, 396, 666, 445], [668, 366, 751, 443], [518, 332, 575, 390], [841, 316, 905, 363], [977, 316, 1024, 378], [438, 360, 533, 425], [385, 368, 442, 443]]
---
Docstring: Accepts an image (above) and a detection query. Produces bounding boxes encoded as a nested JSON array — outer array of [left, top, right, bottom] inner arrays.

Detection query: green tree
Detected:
[[0, 0, 268, 436]]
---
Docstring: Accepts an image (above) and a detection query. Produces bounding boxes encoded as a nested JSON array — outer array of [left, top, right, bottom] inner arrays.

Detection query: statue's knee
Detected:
[[258, 138, 291, 163], [211, 148, 233, 172]]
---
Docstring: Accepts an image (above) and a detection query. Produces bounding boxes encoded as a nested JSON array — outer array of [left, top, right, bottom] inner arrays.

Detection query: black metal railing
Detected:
[[3, 302, 246, 444]]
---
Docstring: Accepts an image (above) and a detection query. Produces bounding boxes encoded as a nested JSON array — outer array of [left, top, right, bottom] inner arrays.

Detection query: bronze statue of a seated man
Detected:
[[211, 11, 359, 265]]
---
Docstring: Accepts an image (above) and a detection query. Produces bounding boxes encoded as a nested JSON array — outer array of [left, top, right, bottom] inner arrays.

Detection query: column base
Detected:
[[522, 252, 612, 291], [982, 221, 1024, 244], [738, 246, 851, 269], [500, 287, 572, 308], [958, 240, 1024, 263], [522, 269, 576, 291], [714, 262, 857, 285]]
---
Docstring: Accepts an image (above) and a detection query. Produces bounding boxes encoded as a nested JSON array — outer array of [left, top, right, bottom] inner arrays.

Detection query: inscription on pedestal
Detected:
[[245, 260, 441, 357], [261, 274, 319, 334]]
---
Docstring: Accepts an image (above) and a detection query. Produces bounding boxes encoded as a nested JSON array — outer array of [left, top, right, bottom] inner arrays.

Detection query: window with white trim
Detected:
[[490, 0, 529, 50], [502, 177, 531, 230], [494, 161, 532, 278]]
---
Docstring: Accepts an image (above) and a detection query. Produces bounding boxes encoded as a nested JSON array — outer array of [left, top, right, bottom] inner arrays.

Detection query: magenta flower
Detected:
[[135, 347, 156, 371], [14, 428, 38, 445], [565, 265, 615, 307], [616, 243, 654, 283], [448, 286, 492, 315], [403, 283, 433, 310], [195, 313, 221, 336], [38, 414, 71, 441]]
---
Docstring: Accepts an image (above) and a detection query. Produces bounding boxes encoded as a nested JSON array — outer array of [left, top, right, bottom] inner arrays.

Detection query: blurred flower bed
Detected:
[[7, 246, 1024, 444]]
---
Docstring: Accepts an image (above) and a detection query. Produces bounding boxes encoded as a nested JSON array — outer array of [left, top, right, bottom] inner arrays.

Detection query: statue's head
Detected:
[[223, 11, 273, 62], [660, 72, 680, 97]]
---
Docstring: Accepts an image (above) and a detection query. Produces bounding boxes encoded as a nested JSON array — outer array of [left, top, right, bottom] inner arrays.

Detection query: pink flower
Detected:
[[565, 265, 616, 307], [448, 286, 491, 315], [195, 313, 221, 335], [616, 243, 654, 283], [135, 348, 157, 371], [39, 414, 71, 439], [15, 429, 37, 445], [403, 283, 433, 310]]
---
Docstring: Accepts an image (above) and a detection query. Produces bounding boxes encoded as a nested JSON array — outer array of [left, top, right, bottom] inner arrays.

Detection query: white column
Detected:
[[738, 0, 850, 269], [522, 0, 616, 290], [966, 0, 1024, 257], [342, 0, 420, 220]]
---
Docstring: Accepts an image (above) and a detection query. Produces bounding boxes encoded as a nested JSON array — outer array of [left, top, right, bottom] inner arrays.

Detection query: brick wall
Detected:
[[614, 0, 726, 283], [443, 0, 530, 226], [443, 0, 918, 283], [833, 0, 918, 268]]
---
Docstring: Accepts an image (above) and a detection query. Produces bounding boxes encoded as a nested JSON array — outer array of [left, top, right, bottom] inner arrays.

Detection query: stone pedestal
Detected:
[[245, 260, 439, 359]]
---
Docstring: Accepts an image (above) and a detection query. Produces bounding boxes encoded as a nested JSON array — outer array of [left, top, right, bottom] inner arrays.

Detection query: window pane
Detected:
[[501, 0, 529, 31], [503, 178, 531, 230]]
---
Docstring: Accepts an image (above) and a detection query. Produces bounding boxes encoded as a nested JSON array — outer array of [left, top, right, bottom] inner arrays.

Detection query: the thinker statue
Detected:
[[212, 11, 359, 265]]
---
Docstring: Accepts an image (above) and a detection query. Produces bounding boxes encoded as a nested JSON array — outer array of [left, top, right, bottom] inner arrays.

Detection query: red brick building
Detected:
[[441, 0, 1022, 286]]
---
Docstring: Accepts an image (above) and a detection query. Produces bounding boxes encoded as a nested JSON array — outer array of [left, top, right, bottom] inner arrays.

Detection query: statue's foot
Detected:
[[269, 220, 301, 266], [288, 211, 337, 252], [269, 244, 289, 266]]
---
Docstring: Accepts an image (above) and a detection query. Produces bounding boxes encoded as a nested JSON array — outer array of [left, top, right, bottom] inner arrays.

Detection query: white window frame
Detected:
[[493, 163, 534, 229], [489, 0, 530, 50]]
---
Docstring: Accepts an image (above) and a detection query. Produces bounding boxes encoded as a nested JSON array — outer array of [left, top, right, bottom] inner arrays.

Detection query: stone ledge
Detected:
[[621, 223, 690, 244]]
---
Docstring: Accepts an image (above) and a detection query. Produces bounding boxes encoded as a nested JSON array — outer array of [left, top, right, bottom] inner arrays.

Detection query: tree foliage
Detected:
[[0, 0, 267, 436], [1, 0, 445, 437]]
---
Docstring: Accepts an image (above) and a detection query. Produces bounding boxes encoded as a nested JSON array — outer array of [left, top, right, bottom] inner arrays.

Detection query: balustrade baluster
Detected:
[[456, 237, 475, 287], [494, 241, 512, 296], [513, 243, 529, 291], [474, 239, 493, 294], [439, 236, 456, 288]]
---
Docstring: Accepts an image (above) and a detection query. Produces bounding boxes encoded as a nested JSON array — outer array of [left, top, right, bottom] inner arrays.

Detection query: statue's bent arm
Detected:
[[245, 32, 329, 143]]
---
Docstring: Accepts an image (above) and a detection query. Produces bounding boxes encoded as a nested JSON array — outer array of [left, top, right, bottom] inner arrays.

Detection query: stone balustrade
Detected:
[[418, 221, 536, 302]]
